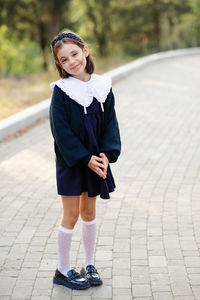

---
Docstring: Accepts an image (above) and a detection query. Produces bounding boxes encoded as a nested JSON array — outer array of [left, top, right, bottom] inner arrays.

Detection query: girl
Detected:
[[49, 29, 121, 290]]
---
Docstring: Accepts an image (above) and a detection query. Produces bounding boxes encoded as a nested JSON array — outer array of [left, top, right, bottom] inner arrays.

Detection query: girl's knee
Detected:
[[80, 209, 95, 222], [61, 195, 80, 228], [62, 211, 79, 229], [80, 194, 96, 221]]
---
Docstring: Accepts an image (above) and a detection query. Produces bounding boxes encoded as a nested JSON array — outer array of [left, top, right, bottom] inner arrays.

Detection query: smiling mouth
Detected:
[[71, 64, 80, 70]]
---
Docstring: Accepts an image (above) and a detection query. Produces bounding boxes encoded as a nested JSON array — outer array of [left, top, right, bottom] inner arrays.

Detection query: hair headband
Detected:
[[51, 33, 83, 49]]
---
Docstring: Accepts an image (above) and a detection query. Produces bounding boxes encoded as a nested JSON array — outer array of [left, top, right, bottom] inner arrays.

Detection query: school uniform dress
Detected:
[[49, 73, 121, 199]]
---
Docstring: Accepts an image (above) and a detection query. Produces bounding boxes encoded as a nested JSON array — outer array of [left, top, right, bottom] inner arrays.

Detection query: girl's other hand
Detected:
[[88, 155, 107, 179], [99, 153, 109, 178]]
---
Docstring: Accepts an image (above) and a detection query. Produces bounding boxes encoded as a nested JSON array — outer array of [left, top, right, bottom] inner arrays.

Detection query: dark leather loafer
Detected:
[[53, 269, 90, 290], [80, 265, 103, 286]]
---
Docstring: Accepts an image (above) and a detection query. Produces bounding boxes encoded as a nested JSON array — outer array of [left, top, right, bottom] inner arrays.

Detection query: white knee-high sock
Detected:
[[57, 225, 73, 276], [82, 219, 97, 268]]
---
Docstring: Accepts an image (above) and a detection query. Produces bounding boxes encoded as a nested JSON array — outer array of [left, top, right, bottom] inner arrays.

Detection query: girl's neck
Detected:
[[72, 72, 91, 82]]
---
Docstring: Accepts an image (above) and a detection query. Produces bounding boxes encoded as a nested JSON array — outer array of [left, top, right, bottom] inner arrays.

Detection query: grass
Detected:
[[0, 54, 135, 120]]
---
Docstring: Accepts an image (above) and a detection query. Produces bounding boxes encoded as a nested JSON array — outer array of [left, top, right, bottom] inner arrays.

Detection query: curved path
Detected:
[[1, 54, 200, 300]]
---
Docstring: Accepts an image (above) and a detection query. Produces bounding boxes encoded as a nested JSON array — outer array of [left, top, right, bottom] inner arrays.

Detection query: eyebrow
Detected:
[[60, 50, 78, 60]]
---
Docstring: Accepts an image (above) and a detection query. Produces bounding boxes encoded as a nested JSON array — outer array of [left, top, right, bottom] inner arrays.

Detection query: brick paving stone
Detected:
[[113, 288, 132, 296], [113, 275, 131, 288], [113, 268, 130, 276], [11, 286, 33, 299], [152, 284, 171, 292], [97, 236, 113, 246], [188, 273, 200, 285], [132, 298, 153, 300], [168, 265, 187, 279], [1, 54, 200, 299], [168, 259, 186, 266], [132, 266, 150, 284], [193, 290, 200, 300], [17, 267, 38, 280], [14, 279, 35, 287], [165, 249, 183, 259], [39, 259, 58, 271], [0, 289, 13, 297], [184, 256, 200, 267], [71, 288, 92, 297], [113, 258, 130, 269], [183, 250, 199, 257], [113, 296, 132, 300], [31, 288, 52, 297], [171, 281, 192, 296], [34, 277, 53, 290], [92, 285, 112, 298], [131, 259, 148, 266], [51, 285, 72, 299], [132, 284, 152, 297], [149, 250, 165, 256], [69, 297, 92, 300], [0, 277, 16, 289], [149, 256, 167, 267], [95, 250, 112, 261], [151, 273, 170, 285], [149, 267, 168, 274], [187, 267, 200, 275], [31, 297, 51, 300], [131, 248, 148, 259], [93, 299, 111, 300], [153, 292, 174, 300], [174, 297, 195, 300]]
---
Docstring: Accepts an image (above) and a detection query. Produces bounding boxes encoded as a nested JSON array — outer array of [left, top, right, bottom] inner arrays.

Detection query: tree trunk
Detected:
[[153, 0, 161, 52], [49, 13, 60, 38], [85, 0, 111, 57], [38, 23, 48, 70]]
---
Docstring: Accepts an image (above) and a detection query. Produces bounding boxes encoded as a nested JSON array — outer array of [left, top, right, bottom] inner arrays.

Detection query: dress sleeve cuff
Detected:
[[82, 154, 92, 166], [104, 152, 111, 162]]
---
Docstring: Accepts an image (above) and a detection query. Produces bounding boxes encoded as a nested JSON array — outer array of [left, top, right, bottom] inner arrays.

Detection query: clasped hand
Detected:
[[88, 153, 109, 179]]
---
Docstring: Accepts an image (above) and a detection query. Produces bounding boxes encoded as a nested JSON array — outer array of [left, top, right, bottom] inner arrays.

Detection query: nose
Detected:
[[68, 56, 75, 66]]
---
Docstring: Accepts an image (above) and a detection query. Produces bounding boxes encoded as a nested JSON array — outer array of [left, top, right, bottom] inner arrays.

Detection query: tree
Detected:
[[111, 0, 190, 54], [1, 0, 72, 70], [189, 0, 200, 46], [83, 0, 112, 56]]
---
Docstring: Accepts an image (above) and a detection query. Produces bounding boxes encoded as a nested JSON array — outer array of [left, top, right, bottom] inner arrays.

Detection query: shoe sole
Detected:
[[89, 280, 103, 286], [53, 277, 90, 290]]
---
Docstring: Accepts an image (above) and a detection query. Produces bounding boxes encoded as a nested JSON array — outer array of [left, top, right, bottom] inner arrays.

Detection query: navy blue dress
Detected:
[[56, 98, 116, 199]]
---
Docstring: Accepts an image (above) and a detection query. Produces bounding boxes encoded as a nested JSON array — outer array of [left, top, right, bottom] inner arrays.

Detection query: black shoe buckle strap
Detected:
[[69, 270, 83, 279], [87, 265, 98, 275]]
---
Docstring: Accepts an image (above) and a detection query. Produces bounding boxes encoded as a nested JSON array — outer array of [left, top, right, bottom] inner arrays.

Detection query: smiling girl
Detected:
[[49, 29, 121, 290]]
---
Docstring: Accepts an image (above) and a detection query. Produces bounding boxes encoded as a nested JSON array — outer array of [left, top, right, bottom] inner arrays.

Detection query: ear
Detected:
[[83, 45, 89, 57]]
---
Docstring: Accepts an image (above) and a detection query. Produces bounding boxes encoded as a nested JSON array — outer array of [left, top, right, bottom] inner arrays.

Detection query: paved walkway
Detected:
[[1, 55, 200, 300]]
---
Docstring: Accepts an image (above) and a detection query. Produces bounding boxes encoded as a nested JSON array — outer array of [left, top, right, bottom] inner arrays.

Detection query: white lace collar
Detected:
[[50, 73, 112, 114]]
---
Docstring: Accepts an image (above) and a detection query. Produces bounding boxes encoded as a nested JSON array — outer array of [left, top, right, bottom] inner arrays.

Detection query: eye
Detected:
[[73, 53, 77, 56], [61, 58, 67, 63]]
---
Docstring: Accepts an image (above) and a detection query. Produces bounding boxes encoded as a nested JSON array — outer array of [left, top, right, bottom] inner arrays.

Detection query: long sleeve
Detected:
[[49, 85, 92, 167], [100, 88, 121, 163]]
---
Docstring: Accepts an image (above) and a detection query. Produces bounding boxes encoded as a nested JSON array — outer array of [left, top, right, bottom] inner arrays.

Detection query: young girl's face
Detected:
[[57, 42, 89, 80]]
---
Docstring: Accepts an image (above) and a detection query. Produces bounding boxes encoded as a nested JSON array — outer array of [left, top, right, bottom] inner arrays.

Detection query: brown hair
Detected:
[[50, 29, 95, 78]]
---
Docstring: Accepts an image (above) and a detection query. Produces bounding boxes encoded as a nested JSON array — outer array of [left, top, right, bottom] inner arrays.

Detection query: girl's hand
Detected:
[[88, 155, 107, 179], [99, 153, 109, 178]]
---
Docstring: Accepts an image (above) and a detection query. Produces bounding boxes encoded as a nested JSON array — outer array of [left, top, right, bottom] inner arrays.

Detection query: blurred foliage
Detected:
[[0, 0, 200, 76], [0, 25, 41, 76]]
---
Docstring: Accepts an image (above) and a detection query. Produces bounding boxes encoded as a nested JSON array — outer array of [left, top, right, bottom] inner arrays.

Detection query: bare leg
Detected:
[[79, 192, 96, 221], [61, 195, 80, 229], [80, 192, 97, 268]]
